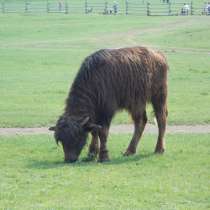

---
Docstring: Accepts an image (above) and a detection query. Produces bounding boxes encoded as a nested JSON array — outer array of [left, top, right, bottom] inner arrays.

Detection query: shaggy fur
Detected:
[[50, 46, 168, 162]]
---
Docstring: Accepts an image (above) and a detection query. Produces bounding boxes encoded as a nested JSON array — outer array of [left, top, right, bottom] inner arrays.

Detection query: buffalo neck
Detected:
[[64, 80, 96, 122]]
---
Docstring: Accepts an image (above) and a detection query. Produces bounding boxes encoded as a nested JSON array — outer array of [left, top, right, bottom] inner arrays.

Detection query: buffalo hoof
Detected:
[[123, 150, 136, 156], [82, 153, 97, 162], [98, 151, 109, 162], [98, 157, 110, 163], [155, 147, 165, 154]]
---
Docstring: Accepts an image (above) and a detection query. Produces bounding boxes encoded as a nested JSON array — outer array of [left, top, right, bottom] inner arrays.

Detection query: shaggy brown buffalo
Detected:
[[49, 46, 168, 163]]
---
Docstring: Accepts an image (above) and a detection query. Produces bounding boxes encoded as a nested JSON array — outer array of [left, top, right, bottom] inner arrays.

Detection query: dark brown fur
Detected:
[[50, 46, 168, 162]]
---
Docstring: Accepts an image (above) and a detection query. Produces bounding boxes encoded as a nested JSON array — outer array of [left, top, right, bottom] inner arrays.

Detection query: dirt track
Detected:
[[0, 124, 210, 136]]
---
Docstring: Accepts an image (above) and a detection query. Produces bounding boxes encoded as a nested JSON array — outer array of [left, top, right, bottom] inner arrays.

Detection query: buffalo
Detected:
[[49, 46, 168, 163]]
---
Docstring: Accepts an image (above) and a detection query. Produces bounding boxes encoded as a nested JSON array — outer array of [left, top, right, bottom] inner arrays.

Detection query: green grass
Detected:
[[0, 14, 210, 127], [0, 133, 210, 209]]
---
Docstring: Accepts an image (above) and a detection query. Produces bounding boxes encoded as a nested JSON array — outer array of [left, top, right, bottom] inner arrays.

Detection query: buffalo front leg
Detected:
[[86, 131, 99, 161], [98, 126, 110, 162], [124, 111, 147, 156]]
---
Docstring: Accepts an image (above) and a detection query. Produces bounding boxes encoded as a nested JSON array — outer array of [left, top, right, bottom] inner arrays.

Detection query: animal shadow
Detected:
[[26, 159, 66, 169], [106, 152, 155, 165], [27, 152, 155, 169]]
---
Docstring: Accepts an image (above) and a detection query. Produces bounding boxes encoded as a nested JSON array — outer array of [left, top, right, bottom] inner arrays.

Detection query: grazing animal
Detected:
[[49, 46, 168, 163]]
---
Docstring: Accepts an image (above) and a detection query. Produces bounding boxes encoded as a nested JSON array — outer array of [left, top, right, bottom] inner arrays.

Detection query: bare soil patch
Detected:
[[0, 124, 210, 136]]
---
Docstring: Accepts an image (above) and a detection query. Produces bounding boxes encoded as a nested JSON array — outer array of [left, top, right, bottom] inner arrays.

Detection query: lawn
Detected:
[[0, 14, 210, 127], [1, 9, 210, 210], [0, 133, 210, 209]]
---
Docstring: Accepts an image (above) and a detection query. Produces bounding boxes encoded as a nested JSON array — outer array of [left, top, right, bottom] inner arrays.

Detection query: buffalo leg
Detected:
[[98, 126, 110, 162], [86, 131, 99, 161], [124, 110, 147, 156], [152, 93, 167, 153]]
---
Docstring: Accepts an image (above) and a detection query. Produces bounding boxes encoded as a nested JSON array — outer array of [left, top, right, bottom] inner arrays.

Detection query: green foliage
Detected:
[[0, 15, 210, 127], [0, 134, 210, 209]]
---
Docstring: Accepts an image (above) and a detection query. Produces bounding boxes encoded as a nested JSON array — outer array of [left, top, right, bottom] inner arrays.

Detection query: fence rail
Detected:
[[0, 1, 209, 16]]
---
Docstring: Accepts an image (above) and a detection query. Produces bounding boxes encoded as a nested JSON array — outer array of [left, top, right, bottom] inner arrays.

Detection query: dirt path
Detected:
[[0, 124, 210, 136]]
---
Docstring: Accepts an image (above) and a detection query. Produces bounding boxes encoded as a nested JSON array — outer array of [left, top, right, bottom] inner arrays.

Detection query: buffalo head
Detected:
[[49, 115, 101, 163]]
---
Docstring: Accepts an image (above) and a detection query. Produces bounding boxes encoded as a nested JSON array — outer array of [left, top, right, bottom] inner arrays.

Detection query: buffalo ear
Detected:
[[85, 123, 102, 132], [49, 126, 56, 131], [78, 116, 102, 132], [78, 116, 90, 127], [79, 116, 90, 127]]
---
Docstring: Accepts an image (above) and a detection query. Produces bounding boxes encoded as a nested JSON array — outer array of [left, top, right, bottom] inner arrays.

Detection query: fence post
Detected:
[[190, 1, 193, 15], [104, 1, 108, 14], [25, 0, 29, 13], [46, 0, 50, 13], [65, 0, 68, 14], [125, 0, 128, 15], [147, 2, 150, 16], [168, 2, 171, 15], [58, 0, 62, 12], [1, 1, 5, 13], [85, 0, 88, 14]]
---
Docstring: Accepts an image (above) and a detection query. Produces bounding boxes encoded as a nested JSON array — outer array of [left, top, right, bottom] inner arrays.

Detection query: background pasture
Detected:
[[0, 14, 210, 127]]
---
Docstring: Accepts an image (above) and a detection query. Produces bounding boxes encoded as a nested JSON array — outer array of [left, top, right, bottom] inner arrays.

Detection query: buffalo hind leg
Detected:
[[152, 94, 168, 153], [124, 110, 147, 156], [85, 131, 99, 161], [98, 126, 110, 162]]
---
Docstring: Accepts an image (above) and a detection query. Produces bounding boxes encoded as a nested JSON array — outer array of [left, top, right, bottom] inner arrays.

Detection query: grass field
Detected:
[[0, 133, 210, 209], [1, 12, 210, 210], [1, 14, 210, 127]]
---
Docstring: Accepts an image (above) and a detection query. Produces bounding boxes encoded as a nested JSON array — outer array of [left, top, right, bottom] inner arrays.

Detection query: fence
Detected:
[[0, 1, 209, 16]]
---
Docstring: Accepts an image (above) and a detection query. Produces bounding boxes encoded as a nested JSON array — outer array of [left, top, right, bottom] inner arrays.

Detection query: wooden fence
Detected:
[[0, 0, 209, 16]]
